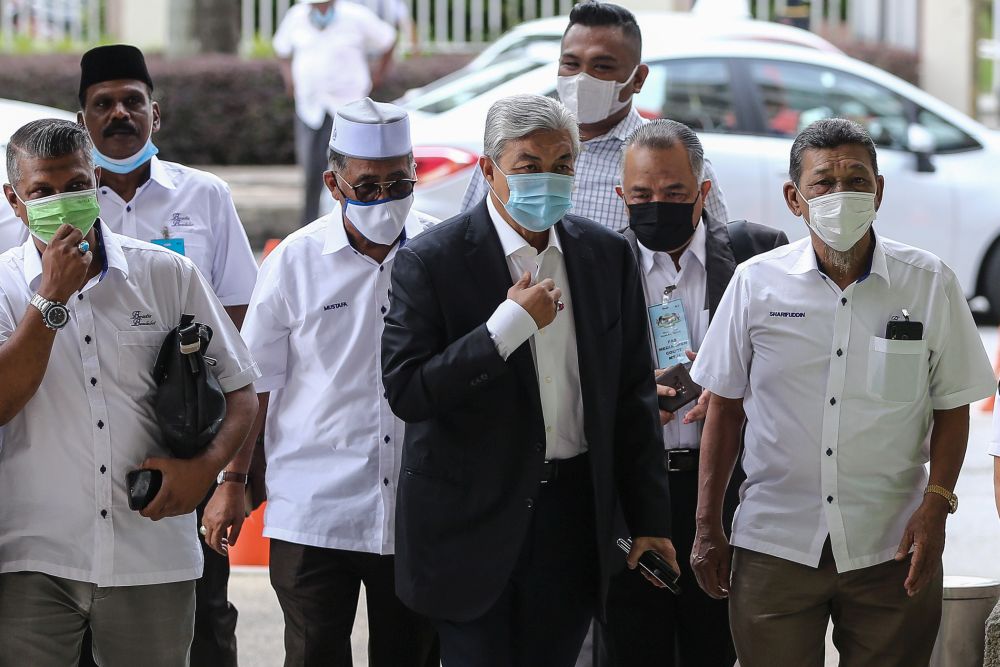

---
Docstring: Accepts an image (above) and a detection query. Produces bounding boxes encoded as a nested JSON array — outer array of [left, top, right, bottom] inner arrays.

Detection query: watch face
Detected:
[[46, 305, 69, 328]]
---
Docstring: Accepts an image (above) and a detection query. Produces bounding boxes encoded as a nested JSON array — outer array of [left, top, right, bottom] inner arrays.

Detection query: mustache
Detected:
[[103, 121, 139, 137]]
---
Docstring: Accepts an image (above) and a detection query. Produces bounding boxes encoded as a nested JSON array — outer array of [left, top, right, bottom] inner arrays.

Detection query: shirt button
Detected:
[[544, 377, 552, 384], [100, 509, 108, 518], [126, 206, 132, 212], [526, 499, 534, 509], [78, 294, 84, 301], [97, 420, 104, 429], [379, 266, 384, 272], [90, 377, 97, 386], [100, 465, 107, 474], [841, 297, 847, 306], [101, 189, 107, 195], [826, 449, 833, 456], [546, 426, 553, 433], [384, 435, 390, 443], [381, 306, 387, 314], [827, 496, 834, 503], [829, 397, 836, 406], [383, 478, 389, 486], [85, 335, 92, 344], [836, 349, 843, 357]]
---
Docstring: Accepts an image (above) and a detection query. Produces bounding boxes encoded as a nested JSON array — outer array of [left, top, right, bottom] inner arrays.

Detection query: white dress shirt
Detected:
[[0, 223, 260, 587], [988, 393, 1000, 457], [691, 234, 994, 573], [638, 222, 709, 450], [242, 203, 437, 554], [272, 3, 397, 129], [462, 108, 730, 231], [97, 157, 259, 307], [484, 196, 587, 460]]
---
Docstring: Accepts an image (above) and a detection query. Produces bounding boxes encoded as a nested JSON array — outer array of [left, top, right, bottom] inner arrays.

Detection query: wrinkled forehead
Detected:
[[12, 150, 94, 190]]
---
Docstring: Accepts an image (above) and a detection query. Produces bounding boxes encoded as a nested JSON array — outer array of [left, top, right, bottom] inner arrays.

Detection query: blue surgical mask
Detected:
[[92, 124, 159, 174], [310, 4, 336, 29], [488, 161, 574, 233]]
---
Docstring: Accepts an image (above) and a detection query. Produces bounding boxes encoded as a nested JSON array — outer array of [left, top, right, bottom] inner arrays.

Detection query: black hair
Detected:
[[564, 2, 642, 60], [789, 118, 879, 186]]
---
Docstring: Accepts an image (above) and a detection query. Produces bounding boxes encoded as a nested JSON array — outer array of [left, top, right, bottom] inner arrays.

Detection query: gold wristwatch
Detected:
[[924, 485, 958, 514]]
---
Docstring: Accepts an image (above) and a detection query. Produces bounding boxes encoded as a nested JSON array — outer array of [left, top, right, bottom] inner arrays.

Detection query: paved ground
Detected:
[[226, 328, 1000, 667]]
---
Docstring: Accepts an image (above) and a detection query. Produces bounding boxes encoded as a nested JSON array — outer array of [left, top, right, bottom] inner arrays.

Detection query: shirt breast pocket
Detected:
[[117, 331, 169, 398], [866, 336, 929, 403]]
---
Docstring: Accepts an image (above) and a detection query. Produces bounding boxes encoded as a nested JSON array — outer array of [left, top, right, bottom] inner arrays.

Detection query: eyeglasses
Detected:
[[334, 173, 418, 203]]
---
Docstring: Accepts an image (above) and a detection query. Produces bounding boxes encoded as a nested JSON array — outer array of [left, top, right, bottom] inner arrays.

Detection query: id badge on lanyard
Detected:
[[647, 285, 692, 369]]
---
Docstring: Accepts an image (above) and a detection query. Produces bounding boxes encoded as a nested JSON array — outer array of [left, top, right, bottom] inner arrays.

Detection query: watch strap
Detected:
[[218, 471, 249, 485], [924, 484, 957, 512], [30, 293, 68, 330]]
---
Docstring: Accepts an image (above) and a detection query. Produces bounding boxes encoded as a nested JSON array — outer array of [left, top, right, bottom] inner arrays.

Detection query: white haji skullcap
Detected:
[[329, 98, 412, 160]]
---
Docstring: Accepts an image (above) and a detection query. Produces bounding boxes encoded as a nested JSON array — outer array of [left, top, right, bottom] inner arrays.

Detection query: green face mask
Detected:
[[16, 188, 100, 244]]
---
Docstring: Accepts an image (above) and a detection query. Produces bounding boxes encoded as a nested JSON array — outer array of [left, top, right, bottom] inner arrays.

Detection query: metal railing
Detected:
[[0, 0, 104, 51]]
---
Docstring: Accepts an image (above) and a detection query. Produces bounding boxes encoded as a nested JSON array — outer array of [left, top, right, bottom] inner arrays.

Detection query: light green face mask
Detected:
[[16, 189, 100, 244]]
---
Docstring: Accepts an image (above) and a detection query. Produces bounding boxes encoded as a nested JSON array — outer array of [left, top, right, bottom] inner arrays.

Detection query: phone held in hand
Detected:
[[617, 538, 681, 594], [655, 363, 702, 413], [126, 469, 163, 511]]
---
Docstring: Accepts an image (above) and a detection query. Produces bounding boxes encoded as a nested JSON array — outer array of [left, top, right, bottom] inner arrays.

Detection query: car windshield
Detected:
[[402, 60, 546, 114]]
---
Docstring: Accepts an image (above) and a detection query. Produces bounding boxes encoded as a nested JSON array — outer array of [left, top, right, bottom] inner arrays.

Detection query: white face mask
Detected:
[[556, 66, 638, 124], [795, 188, 877, 252], [343, 194, 413, 245]]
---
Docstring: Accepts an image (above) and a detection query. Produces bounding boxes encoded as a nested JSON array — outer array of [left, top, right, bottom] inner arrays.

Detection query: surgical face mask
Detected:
[[556, 66, 638, 125], [92, 123, 159, 174], [310, 4, 336, 28], [15, 189, 100, 244], [795, 187, 876, 252], [488, 162, 574, 233], [626, 193, 701, 253], [343, 193, 413, 245]]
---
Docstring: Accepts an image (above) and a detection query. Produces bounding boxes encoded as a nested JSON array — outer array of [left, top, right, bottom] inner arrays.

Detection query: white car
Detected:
[[406, 41, 1000, 316], [398, 11, 841, 102]]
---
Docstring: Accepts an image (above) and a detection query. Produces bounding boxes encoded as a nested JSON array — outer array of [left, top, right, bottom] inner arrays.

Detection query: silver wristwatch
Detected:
[[30, 293, 70, 331]]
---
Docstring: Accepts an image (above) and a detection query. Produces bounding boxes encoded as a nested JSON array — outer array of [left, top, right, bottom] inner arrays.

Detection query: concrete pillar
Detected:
[[920, 0, 976, 116], [106, 0, 171, 51]]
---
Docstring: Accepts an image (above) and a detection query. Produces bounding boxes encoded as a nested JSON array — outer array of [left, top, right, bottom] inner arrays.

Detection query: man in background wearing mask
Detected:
[[76, 43, 260, 667], [690, 119, 995, 666], [381, 93, 675, 665], [240, 98, 438, 666], [274, 0, 397, 226], [461, 1, 729, 232], [606, 119, 785, 666], [0, 118, 259, 666]]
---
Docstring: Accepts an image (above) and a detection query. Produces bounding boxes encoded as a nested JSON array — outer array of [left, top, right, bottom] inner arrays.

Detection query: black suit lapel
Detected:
[[702, 215, 737, 320], [464, 200, 541, 401]]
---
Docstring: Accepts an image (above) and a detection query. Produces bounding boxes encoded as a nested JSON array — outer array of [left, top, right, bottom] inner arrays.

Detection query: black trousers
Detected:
[[78, 489, 237, 667], [435, 453, 598, 667], [600, 467, 736, 667], [293, 113, 334, 226], [269, 540, 439, 667]]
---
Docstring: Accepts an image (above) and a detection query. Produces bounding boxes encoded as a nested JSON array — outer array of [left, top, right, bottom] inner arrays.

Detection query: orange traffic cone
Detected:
[[984, 329, 1000, 413], [229, 502, 270, 567], [262, 238, 282, 260]]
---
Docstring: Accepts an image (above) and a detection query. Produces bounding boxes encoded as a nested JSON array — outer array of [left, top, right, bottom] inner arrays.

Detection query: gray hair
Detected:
[[327, 148, 414, 173], [789, 118, 878, 186], [483, 94, 580, 162], [620, 119, 704, 184], [5, 119, 94, 189]]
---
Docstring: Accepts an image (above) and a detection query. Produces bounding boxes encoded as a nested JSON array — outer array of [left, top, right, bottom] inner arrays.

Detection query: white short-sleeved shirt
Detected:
[[97, 157, 258, 307], [242, 204, 436, 554], [988, 393, 1000, 457], [0, 205, 26, 254], [0, 222, 260, 587], [272, 3, 397, 129], [691, 234, 994, 573]]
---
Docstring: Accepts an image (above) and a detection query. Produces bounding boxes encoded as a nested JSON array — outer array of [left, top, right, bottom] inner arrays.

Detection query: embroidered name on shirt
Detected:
[[169, 213, 194, 227], [769, 311, 806, 318], [131, 311, 157, 326], [324, 302, 349, 312]]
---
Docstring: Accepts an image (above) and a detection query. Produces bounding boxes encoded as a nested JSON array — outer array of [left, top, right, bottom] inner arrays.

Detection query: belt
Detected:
[[540, 453, 589, 484], [665, 448, 699, 473]]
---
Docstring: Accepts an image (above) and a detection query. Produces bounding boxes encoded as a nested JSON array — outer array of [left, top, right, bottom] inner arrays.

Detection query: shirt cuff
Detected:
[[218, 363, 262, 394], [988, 440, 1000, 457], [486, 299, 538, 361]]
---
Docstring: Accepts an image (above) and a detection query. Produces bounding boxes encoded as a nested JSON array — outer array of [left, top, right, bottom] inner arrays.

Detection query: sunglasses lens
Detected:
[[353, 184, 380, 203], [387, 180, 415, 199]]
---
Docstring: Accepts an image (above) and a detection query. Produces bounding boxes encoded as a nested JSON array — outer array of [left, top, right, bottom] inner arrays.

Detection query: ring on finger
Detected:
[[77, 241, 90, 254], [555, 299, 565, 312], [199, 525, 207, 537]]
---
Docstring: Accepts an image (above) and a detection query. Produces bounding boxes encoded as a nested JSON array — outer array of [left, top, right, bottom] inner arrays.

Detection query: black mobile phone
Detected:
[[885, 318, 923, 341], [617, 538, 681, 595], [126, 469, 163, 511], [655, 363, 702, 413]]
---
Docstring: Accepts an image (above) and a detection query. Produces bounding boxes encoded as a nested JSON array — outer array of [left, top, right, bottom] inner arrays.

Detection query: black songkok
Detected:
[[78, 44, 154, 107]]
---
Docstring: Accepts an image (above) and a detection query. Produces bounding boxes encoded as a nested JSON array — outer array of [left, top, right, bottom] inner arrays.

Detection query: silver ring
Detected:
[[199, 525, 207, 536], [78, 241, 90, 254], [556, 300, 565, 312]]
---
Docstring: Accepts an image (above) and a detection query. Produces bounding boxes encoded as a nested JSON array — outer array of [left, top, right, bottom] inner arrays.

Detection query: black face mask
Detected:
[[627, 193, 701, 253]]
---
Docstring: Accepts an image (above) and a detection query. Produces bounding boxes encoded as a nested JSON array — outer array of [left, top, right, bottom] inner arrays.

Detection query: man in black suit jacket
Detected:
[[381, 94, 675, 667], [600, 119, 788, 666]]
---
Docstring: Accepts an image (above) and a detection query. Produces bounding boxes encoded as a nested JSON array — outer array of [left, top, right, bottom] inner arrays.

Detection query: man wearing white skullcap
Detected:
[[239, 97, 439, 666]]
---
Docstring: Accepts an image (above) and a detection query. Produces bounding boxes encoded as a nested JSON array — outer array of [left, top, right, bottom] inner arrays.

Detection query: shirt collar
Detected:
[[786, 231, 890, 287], [586, 106, 645, 145], [638, 219, 707, 276], [486, 195, 562, 258], [22, 219, 128, 291], [147, 156, 176, 191]]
